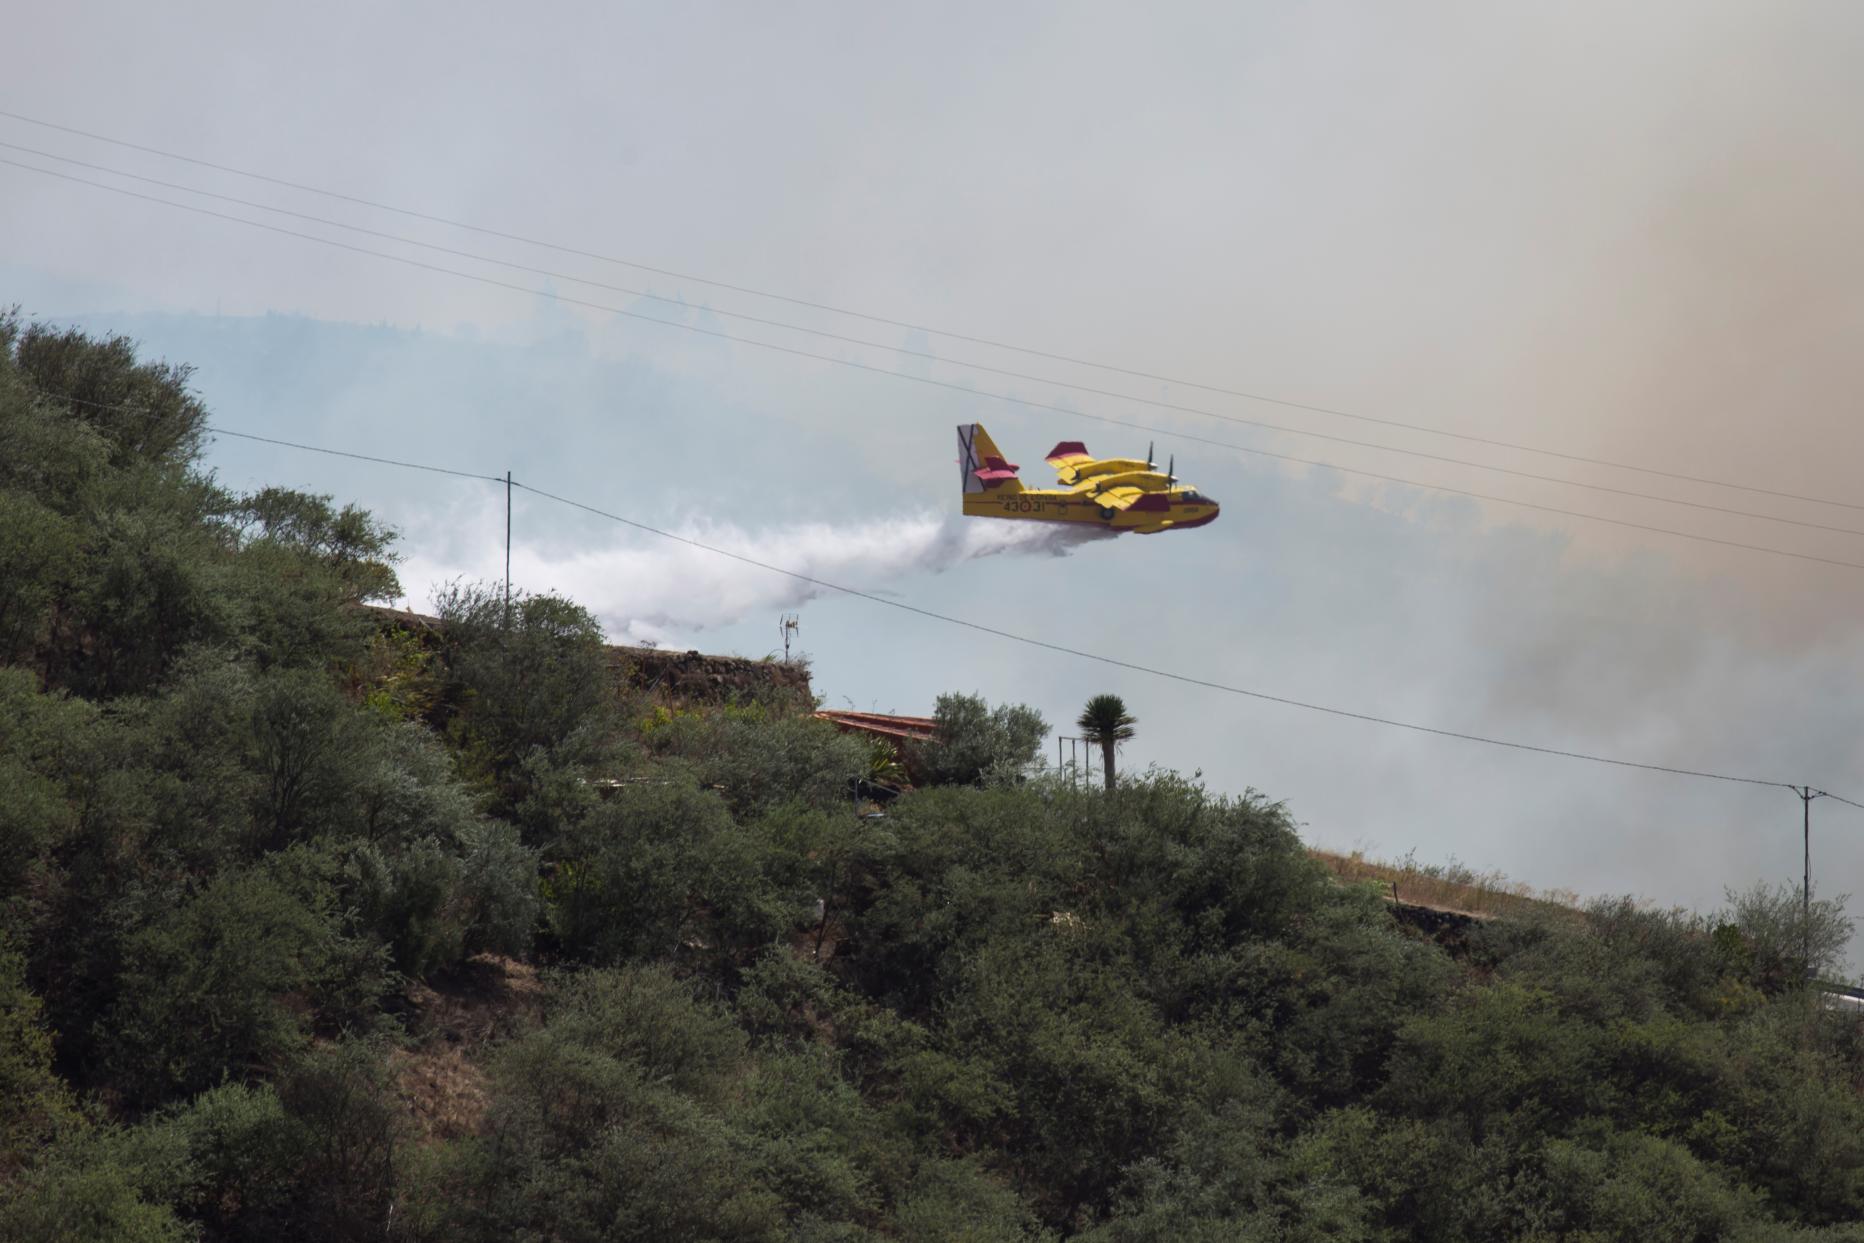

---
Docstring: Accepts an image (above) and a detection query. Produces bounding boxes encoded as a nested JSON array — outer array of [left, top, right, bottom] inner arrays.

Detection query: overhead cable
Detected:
[[190, 424, 506, 482], [175, 416, 1810, 790], [21, 388, 506, 482], [8, 156, 1864, 575], [0, 106, 1855, 513], [20, 378, 1844, 795], [203, 408, 1818, 787], [6, 137, 1862, 538]]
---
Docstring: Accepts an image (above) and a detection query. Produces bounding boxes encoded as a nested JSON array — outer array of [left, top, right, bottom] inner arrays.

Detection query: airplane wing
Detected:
[[1045, 440, 1094, 481], [1092, 486, 1145, 510]]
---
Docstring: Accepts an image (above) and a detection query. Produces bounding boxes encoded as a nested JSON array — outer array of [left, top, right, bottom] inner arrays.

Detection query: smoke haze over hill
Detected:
[[7, 0, 1864, 965]]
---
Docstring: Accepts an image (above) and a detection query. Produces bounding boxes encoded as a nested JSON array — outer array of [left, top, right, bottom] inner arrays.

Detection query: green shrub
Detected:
[[912, 692, 1048, 787], [0, 940, 78, 1173], [433, 582, 611, 806], [544, 777, 791, 968], [105, 864, 385, 1105]]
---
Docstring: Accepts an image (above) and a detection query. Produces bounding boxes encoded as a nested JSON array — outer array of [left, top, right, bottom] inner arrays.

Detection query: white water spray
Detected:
[[396, 507, 1116, 645]]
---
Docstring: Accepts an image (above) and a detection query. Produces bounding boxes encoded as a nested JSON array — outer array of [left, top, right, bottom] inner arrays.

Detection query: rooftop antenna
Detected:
[[779, 613, 800, 662]]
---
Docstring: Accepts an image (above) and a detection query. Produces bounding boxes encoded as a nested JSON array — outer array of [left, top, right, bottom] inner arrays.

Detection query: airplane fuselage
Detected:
[[961, 483, 1220, 535]]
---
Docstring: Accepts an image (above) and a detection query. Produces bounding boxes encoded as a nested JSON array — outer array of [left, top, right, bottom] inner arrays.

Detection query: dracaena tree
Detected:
[[1076, 693, 1136, 791]]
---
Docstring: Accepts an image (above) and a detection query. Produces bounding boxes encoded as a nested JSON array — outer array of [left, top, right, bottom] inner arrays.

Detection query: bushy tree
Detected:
[[644, 705, 872, 818], [347, 819, 538, 976], [0, 941, 77, 1174], [893, 1159, 1051, 1243], [0, 668, 98, 939], [233, 485, 400, 606], [0, 1108, 198, 1243], [104, 862, 388, 1106], [1720, 880, 1855, 991], [542, 776, 792, 969], [914, 692, 1048, 787], [270, 1039, 408, 1242], [0, 489, 80, 665], [420, 967, 784, 1242], [433, 582, 611, 807], [6, 313, 208, 468], [0, 1160, 195, 1243]]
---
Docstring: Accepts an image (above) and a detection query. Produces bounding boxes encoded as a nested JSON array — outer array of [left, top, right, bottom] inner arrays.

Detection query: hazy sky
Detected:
[[6, 2, 1864, 949]]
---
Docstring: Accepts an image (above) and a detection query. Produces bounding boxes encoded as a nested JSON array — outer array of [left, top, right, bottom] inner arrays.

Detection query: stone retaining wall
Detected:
[[365, 606, 812, 706], [604, 645, 813, 705]]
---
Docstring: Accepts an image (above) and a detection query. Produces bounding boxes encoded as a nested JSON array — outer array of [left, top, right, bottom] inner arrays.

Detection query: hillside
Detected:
[[6, 316, 1864, 1241]]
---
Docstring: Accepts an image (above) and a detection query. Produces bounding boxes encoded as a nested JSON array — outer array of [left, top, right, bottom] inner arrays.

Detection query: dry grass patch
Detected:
[[393, 954, 544, 1142], [1311, 848, 1583, 923], [392, 1044, 490, 1143]]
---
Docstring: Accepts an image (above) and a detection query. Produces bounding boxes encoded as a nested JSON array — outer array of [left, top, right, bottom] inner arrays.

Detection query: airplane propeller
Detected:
[[1147, 441, 1154, 469], [1167, 454, 1175, 485]]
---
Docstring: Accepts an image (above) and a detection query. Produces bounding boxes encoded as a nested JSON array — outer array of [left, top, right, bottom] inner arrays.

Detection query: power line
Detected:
[[172, 416, 1823, 789], [9, 138, 1863, 539], [18, 388, 509, 483], [0, 105, 1854, 515], [10, 156, 1864, 576], [520, 477, 1804, 787], [279, 418, 1822, 786], [17, 372, 1849, 794], [40, 382, 1864, 579], [208, 425, 507, 483]]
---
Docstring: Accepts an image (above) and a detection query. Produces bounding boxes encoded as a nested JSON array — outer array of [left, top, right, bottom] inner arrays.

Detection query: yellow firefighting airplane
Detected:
[[958, 423, 1220, 534]]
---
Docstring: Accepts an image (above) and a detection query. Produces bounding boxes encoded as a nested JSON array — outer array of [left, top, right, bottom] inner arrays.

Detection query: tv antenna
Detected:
[[779, 613, 800, 661]]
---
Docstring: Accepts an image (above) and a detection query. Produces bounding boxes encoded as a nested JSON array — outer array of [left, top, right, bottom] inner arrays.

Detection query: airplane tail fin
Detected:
[[957, 423, 1022, 494]]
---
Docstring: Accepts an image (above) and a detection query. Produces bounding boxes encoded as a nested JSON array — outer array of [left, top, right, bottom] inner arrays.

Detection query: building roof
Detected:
[[813, 710, 938, 743]]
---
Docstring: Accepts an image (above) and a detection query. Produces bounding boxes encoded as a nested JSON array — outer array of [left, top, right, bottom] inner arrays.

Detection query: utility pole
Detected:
[[504, 470, 513, 618], [1793, 785, 1827, 979]]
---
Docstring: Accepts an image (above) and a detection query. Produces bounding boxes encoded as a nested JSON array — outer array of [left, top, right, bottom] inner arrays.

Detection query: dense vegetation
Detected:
[[4, 314, 1864, 1241]]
